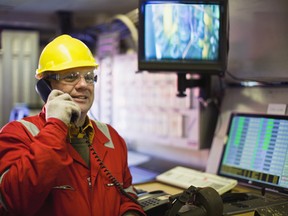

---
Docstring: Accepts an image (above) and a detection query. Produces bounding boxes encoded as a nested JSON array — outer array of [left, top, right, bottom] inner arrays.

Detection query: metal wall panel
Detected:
[[0, 30, 40, 127], [227, 0, 288, 82]]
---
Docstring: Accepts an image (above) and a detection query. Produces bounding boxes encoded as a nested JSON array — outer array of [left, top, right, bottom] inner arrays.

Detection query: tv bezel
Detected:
[[138, 0, 229, 76]]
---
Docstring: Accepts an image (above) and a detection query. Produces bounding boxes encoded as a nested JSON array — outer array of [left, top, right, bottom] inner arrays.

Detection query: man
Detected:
[[0, 34, 145, 216]]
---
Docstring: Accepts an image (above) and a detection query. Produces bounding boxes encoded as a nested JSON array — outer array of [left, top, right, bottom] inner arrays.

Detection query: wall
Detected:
[[0, 30, 40, 127], [227, 0, 288, 82]]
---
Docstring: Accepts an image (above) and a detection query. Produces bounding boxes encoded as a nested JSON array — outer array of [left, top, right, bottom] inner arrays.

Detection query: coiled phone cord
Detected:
[[87, 142, 141, 206]]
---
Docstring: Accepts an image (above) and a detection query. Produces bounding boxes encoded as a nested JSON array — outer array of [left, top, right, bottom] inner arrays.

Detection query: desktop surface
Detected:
[[136, 181, 288, 216], [130, 155, 288, 215], [136, 181, 256, 216]]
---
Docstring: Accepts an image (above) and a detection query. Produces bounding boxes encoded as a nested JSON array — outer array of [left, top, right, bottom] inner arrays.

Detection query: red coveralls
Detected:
[[0, 109, 145, 216]]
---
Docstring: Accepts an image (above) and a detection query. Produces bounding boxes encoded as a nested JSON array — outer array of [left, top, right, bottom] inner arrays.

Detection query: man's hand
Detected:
[[45, 90, 81, 125]]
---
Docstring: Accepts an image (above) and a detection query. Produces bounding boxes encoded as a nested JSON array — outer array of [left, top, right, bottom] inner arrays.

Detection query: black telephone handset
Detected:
[[35, 79, 52, 103], [35, 79, 78, 123]]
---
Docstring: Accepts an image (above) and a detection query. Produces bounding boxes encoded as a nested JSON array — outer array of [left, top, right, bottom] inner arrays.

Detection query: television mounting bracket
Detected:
[[176, 73, 211, 98]]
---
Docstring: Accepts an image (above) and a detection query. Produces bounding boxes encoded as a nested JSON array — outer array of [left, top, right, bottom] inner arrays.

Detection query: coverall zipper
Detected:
[[87, 176, 93, 215]]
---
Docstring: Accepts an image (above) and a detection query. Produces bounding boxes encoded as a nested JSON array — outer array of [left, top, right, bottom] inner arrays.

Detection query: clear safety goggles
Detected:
[[46, 71, 97, 85]]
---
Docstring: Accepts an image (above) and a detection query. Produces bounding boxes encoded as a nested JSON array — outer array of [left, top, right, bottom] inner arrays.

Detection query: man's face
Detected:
[[49, 67, 96, 117]]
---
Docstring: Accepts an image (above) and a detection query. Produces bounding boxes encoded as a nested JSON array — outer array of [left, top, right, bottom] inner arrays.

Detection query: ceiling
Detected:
[[0, 0, 138, 15], [0, 0, 139, 43]]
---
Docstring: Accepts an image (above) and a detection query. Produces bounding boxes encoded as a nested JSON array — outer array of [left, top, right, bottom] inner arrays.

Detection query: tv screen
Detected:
[[138, 0, 229, 75]]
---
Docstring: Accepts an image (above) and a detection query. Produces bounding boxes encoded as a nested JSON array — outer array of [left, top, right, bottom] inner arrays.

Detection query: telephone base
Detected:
[[138, 190, 171, 216]]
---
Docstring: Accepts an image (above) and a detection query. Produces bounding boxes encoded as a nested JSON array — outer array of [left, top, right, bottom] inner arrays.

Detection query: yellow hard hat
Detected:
[[35, 34, 98, 79]]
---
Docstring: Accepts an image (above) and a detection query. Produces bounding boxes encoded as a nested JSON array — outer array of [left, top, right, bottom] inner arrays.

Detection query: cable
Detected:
[[111, 13, 138, 47], [87, 140, 141, 206]]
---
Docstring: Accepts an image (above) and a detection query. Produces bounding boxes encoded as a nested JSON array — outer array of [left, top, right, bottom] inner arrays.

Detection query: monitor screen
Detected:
[[138, 0, 229, 75], [218, 112, 288, 193]]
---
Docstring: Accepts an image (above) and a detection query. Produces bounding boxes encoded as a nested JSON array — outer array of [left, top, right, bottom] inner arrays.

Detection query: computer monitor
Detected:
[[218, 112, 288, 193]]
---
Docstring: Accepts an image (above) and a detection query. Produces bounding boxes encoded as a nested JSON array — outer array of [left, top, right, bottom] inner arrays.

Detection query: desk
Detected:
[[135, 182, 255, 216]]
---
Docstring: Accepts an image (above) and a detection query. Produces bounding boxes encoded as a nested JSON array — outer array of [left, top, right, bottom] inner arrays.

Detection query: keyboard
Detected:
[[156, 166, 238, 195], [255, 202, 288, 216], [223, 194, 288, 215]]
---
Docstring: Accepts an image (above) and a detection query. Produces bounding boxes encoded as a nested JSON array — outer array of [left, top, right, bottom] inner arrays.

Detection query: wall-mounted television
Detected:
[[138, 0, 229, 76]]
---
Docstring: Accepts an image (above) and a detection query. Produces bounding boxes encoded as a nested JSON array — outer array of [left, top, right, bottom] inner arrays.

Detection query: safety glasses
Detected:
[[46, 71, 97, 85]]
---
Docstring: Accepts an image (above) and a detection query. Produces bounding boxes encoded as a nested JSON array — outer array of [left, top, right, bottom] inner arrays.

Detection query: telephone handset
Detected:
[[35, 79, 52, 103], [35, 79, 78, 123]]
